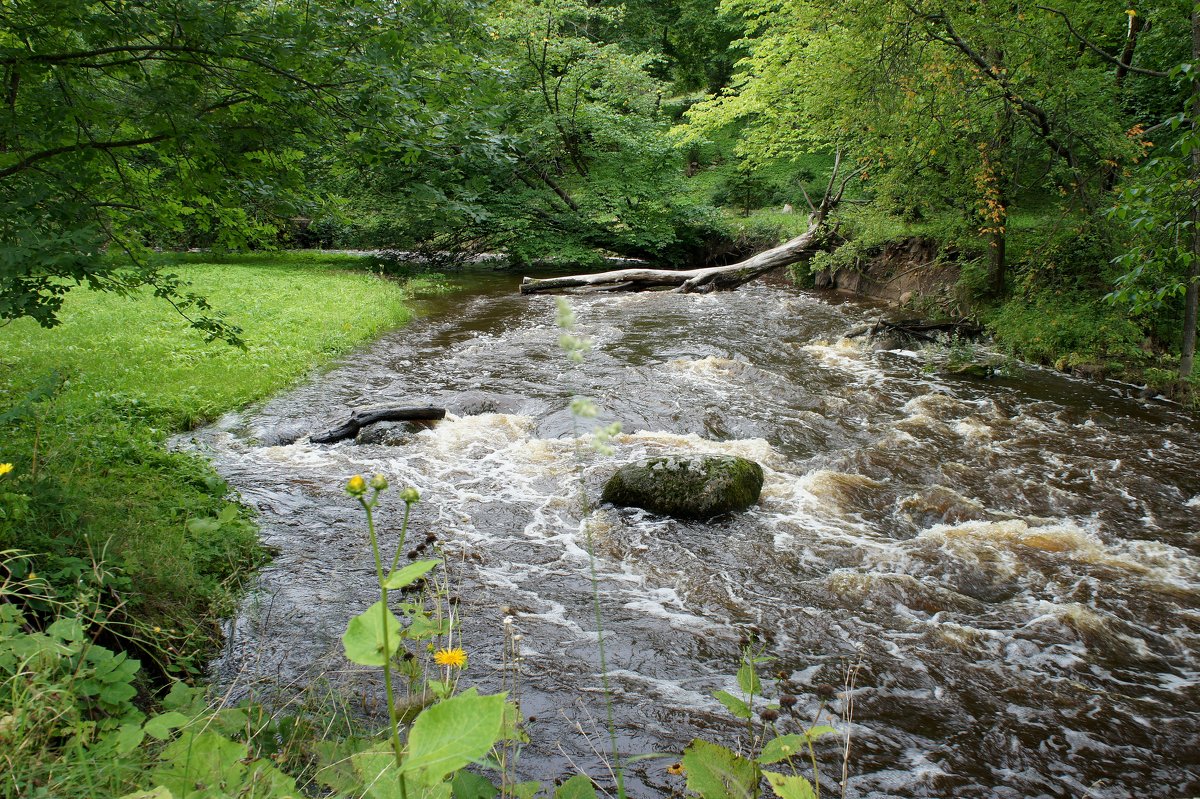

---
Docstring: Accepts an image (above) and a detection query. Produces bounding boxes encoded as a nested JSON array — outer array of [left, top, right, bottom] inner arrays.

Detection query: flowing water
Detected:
[[182, 271, 1200, 798]]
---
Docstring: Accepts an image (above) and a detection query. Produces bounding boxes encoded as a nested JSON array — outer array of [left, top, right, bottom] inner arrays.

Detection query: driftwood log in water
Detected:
[[520, 221, 828, 295], [310, 406, 446, 444]]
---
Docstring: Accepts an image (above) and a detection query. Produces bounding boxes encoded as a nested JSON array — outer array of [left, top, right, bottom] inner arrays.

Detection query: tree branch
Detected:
[[0, 135, 170, 180], [1037, 6, 1168, 79], [923, 12, 1082, 170]]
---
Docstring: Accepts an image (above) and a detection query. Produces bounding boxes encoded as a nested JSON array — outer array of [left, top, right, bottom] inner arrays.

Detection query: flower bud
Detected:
[[370, 474, 389, 491], [399, 486, 420, 504], [346, 475, 367, 496]]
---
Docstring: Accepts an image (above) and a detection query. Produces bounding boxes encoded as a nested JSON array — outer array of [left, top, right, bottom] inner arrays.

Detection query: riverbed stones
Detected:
[[601, 455, 764, 519]]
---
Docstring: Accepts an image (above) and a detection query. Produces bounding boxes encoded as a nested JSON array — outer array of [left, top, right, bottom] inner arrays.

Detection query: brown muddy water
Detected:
[[180, 271, 1200, 798]]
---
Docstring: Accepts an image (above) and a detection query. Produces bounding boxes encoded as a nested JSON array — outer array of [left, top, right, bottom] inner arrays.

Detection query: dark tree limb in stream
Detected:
[[520, 149, 860, 295], [309, 406, 446, 444], [845, 319, 983, 343]]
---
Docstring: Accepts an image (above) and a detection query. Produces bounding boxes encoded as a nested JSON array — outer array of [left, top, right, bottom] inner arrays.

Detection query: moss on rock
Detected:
[[601, 455, 764, 519]]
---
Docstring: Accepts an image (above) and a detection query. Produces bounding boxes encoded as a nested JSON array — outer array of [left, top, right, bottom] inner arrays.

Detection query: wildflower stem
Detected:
[[558, 298, 625, 799], [363, 493, 407, 799], [389, 500, 413, 573]]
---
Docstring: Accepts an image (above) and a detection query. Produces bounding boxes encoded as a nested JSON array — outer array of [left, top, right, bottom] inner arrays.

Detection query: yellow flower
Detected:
[[433, 647, 467, 669], [0, 463, 12, 477], [346, 475, 367, 496]]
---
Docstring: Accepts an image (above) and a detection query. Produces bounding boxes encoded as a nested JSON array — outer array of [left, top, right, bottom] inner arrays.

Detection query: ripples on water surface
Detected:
[[183, 272, 1200, 798]]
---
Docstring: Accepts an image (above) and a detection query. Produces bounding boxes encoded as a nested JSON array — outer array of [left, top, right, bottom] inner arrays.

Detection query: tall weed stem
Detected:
[[558, 298, 626, 798]]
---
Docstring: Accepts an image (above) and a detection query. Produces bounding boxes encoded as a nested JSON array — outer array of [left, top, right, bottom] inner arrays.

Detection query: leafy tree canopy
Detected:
[[0, 0, 482, 341]]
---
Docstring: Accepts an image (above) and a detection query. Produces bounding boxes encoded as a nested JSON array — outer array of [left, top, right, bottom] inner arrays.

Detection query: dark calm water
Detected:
[[181, 271, 1200, 798]]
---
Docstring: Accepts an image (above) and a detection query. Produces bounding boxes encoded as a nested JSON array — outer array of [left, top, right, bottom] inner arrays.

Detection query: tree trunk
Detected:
[[520, 218, 828, 295], [1115, 12, 1145, 88], [1184, 9, 1200, 378], [988, 196, 1007, 298]]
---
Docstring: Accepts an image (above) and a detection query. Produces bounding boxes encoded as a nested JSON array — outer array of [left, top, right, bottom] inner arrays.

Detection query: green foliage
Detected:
[[554, 774, 598, 799], [762, 771, 817, 799], [340, 477, 510, 796], [0, 572, 148, 797], [987, 294, 1147, 367], [1106, 113, 1200, 310], [343, 601, 404, 668], [682, 739, 761, 799], [0, 0, 483, 336], [403, 689, 507, 785]]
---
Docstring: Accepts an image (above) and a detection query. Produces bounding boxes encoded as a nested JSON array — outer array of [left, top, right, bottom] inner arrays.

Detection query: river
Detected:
[[181, 270, 1200, 798]]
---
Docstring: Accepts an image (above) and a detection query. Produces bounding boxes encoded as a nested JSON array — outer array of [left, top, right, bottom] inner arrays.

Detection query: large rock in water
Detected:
[[601, 455, 764, 519]]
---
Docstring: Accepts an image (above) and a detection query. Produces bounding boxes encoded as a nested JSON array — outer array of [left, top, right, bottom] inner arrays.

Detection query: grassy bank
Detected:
[[0, 253, 428, 673]]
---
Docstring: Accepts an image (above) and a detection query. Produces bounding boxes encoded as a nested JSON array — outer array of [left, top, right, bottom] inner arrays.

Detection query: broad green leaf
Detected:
[[757, 734, 808, 765], [343, 601, 403, 666], [112, 722, 146, 754], [314, 737, 375, 793], [510, 781, 541, 799], [805, 724, 837, 740], [763, 771, 817, 799], [407, 613, 452, 639], [145, 711, 191, 740], [417, 784, 454, 799], [555, 774, 598, 799], [384, 559, 440, 589], [713, 690, 752, 720], [451, 770, 498, 799], [352, 746, 407, 799], [187, 517, 221, 536], [47, 617, 85, 642], [161, 682, 207, 715], [736, 662, 761, 696], [402, 689, 507, 786], [682, 738, 760, 799], [157, 732, 248, 797], [118, 789, 175, 799], [100, 681, 138, 706]]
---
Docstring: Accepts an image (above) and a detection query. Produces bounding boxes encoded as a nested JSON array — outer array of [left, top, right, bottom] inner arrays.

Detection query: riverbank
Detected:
[[0, 252, 429, 676], [790, 205, 1198, 404]]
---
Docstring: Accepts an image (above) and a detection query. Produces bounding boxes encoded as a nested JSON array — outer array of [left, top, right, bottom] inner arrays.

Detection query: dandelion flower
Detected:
[[0, 463, 12, 477], [433, 647, 467, 669], [346, 475, 367, 496]]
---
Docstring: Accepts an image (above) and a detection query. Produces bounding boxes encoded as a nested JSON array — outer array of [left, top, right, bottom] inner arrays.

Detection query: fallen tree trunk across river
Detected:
[[520, 221, 828, 295]]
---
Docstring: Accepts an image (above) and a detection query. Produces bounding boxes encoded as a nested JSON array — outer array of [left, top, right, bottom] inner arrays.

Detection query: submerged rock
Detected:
[[601, 455, 764, 519], [356, 420, 428, 446]]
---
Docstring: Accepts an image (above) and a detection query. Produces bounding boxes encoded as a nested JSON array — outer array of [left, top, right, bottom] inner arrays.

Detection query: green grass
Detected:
[[0, 252, 425, 669]]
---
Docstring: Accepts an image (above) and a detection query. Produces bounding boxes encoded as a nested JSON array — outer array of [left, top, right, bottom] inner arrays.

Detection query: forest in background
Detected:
[[4, 0, 1200, 385]]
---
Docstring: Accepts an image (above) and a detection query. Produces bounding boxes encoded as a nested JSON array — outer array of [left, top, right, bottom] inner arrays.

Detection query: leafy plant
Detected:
[[676, 646, 838, 799], [336, 475, 509, 797]]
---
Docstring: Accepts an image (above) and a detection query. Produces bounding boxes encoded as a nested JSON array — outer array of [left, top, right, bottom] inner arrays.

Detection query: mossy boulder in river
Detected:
[[601, 455, 765, 519]]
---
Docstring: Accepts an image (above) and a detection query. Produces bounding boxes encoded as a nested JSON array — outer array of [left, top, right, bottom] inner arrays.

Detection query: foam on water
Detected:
[[181, 274, 1200, 799]]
